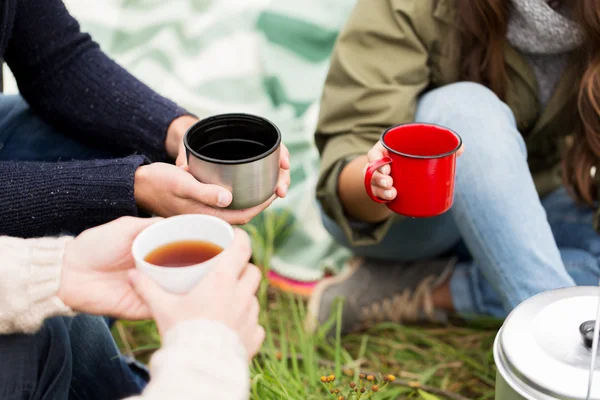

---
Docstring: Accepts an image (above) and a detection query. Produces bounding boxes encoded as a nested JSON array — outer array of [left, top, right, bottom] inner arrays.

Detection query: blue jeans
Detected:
[[0, 95, 147, 399], [0, 94, 110, 162], [322, 82, 600, 318], [0, 316, 147, 400]]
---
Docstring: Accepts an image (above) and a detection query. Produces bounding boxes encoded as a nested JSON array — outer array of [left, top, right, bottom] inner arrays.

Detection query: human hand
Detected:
[[176, 138, 291, 199], [362, 141, 396, 201], [166, 114, 291, 198], [128, 228, 265, 358], [166, 113, 291, 200], [58, 216, 162, 319], [274, 142, 291, 198], [165, 115, 198, 166], [135, 162, 284, 225], [363, 141, 464, 201]]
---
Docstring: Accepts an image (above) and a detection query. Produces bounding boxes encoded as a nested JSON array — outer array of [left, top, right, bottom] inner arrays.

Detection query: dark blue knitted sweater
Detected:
[[0, 0, 188, 237]]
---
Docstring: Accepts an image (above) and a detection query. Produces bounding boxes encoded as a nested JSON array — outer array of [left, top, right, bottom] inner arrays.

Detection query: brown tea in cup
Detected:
[[144, 240, 223, 268]]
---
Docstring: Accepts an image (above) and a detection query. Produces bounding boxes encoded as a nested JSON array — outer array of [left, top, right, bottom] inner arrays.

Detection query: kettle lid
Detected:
[[499, 286, 600, 399]]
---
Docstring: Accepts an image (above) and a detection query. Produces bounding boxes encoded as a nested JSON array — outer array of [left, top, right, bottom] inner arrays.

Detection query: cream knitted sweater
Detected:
[[0, 236, 249, 400]]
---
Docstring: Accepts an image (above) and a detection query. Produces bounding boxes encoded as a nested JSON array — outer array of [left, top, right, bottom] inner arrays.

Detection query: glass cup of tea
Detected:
[[183, 113, 281, 210], [132, 214, 234, 293]]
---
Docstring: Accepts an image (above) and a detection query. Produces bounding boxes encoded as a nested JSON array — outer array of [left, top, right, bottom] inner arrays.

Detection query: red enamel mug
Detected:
[[364, 123, 462, 217]]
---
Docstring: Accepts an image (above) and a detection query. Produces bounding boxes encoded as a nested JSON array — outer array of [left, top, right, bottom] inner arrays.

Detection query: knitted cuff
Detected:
[[161, 319, 248, 359], [0, 236, 75, 334], [28, 237, 76, 322]]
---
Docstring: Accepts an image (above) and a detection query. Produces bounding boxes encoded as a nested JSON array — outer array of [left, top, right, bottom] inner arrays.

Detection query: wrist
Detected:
[[134, 165, 152, 213], [165, 115, 198, 158], [57, 239, 75, 307]]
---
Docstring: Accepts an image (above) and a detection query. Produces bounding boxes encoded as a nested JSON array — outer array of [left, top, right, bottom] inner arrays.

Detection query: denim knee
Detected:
[[415, 82, 526, 157], [417, 82, 514, 123], [68, 315, 147, 399], [0, 317, 72, 400]]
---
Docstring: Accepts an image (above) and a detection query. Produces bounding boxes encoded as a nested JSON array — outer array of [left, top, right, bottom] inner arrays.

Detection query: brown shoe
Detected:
[[305, 256, 456, 335]]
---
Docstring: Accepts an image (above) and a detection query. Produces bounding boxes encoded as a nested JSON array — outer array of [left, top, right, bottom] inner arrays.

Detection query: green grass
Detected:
[[112, 211, 500, 399]]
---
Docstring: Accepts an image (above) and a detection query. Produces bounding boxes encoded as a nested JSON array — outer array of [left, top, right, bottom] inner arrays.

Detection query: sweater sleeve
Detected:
[[0, 155, 147, 238], [3, 0, 188, 162], [0, 236, 74, 334], [126, 320, 250, 400]]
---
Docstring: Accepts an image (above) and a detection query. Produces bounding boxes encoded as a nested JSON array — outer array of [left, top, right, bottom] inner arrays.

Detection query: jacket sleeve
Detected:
[[315, 0, 431, 246], [125, 320, 250, 400], [3, 0, 188, 162]]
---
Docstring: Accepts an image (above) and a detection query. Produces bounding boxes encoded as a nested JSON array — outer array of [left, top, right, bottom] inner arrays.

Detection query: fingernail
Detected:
[[217, 191, 232, 207], [382, 166, 390, 174], [380, 179, 387, 188], [384, 190, 393, 199]]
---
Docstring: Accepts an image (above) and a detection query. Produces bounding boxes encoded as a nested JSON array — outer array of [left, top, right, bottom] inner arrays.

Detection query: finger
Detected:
[[176, 141, 187, 168], [125, 301, 152, 320], [217, 194, 277, 225], [176, 173, 233, 208], [247, 325, 265, 359], [128, 270, 174, 313], [457, 145, 464, 157], [379, 165, 390, 175], [199, 228, 252, 283], [367, 148, 384, 163], [236, 264, 262, 296], [238, 296, 260, 335], [362, 163, 391, 182], [275, 167, 291, 198], [279, 144, 290, 170], [366, 141, 386, 163], [370, 171, 393, 189], [367, 144, 391, 174], [370, 185, 397, 201], [111, 216, 164, 238]]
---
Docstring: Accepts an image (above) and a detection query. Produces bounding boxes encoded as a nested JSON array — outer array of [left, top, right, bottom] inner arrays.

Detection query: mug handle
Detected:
[[364, 156, 393, 204]]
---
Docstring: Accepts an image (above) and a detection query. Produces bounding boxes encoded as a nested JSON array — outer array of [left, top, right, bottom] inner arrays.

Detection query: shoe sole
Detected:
[[304, 257, 362, 334]]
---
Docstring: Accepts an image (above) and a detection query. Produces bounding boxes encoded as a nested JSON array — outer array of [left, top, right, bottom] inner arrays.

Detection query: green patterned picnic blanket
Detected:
[[3, 0, 358, 281]]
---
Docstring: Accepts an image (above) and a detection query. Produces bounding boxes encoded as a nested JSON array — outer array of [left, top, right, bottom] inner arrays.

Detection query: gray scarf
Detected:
[[506, 0, 582, 107]]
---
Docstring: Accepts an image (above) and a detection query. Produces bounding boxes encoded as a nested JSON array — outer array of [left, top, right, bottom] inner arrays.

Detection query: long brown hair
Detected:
[[457, 0, 600, 205]]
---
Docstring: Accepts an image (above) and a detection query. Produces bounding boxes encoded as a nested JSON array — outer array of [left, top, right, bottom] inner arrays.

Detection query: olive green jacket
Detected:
[[315, 0, 583, 246]]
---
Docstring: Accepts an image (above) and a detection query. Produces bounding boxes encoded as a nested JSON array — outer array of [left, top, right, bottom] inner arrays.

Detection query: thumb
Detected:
[[176, 141, 188, 168], [179, 175, 233, 208], [119, 216, 163, 237], [128, 270, 173, 313], [368, 141, 390, 174]]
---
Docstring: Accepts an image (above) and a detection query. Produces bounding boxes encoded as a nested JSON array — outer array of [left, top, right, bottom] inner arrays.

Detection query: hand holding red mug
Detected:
[[364, 141, 397, 201], [363, 123, 464, 217]]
